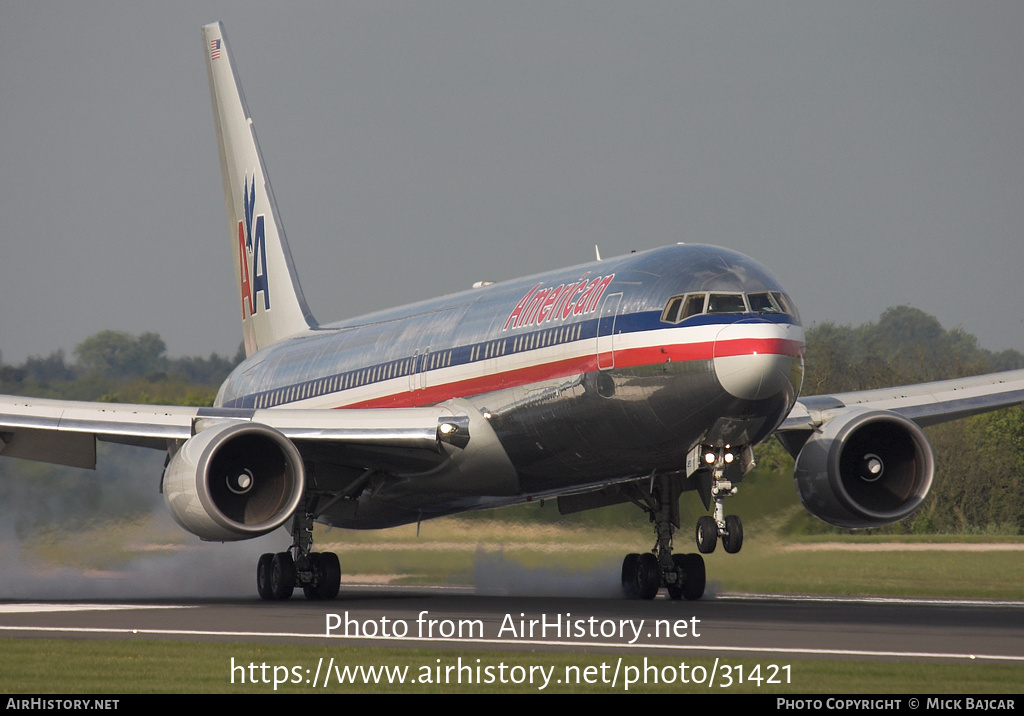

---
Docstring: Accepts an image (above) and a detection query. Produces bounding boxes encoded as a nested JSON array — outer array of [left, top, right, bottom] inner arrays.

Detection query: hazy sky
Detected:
[[2, 2, 1022, 365]]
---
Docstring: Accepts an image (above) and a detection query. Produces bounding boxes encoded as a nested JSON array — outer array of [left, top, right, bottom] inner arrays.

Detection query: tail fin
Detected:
[[203, 22, 318, 356]]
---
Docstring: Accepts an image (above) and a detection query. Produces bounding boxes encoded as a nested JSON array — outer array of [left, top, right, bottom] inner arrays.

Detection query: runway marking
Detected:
[[0, 624, 1021, 663], [0, 603, 194, 614], [783, 542, 1024, 552], [715, 593, 1024, 608]]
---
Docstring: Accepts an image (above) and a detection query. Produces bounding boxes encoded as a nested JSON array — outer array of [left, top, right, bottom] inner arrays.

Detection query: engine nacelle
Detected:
[[793, 408, 934, 528], [163, 421, 305, 541]]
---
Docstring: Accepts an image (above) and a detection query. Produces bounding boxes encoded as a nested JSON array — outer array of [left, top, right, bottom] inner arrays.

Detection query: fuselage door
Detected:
[[596, 292, 623, 371], [408, 348, 430, 392]]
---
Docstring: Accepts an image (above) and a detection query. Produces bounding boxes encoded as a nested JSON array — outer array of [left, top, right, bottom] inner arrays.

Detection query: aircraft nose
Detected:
[[713, 319, 804, 401]]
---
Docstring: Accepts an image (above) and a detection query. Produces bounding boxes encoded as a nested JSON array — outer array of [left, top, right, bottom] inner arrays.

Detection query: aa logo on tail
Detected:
[[237, 175, 270, 319]]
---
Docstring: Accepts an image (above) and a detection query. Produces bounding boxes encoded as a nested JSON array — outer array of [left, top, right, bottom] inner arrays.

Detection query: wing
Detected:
[[0, 394, 467, 469], [778, 368, 1024, 435], [773, 368, 1024, 529], [0, 393, 493, 541]]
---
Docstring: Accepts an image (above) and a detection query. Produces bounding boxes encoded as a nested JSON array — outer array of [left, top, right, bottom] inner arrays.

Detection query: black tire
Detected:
[[256, 553, 274, 600], [270, 551, 295, 600], [680, 553, 706, 601], [636, 552, 661, 600], [723, 515, 744, 554], [317, 552, 341, 600], [696, 515, 718, 554], [621, 553, 641, 599]]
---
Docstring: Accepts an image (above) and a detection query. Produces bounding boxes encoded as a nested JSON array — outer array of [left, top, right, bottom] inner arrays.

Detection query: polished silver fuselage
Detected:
[[216, 244, 805, 527]]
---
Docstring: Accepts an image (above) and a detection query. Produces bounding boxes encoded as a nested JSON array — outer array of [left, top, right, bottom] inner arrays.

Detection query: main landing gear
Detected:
[[621, 473, 706, 601], [256, 501, 341, 600]]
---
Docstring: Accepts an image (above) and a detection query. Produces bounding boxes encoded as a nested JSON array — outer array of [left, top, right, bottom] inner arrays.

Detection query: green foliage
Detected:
[[922, 408, 1024, 535], [0, 331, 241, 404], [167, 350, 243, 385], [803, 305, 1010, 393], [75, 330, 168, 379], [4, 638, 1023, 693]]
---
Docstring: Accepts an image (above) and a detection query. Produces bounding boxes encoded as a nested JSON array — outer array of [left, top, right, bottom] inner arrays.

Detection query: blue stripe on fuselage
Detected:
[[218, 309, 797, 409]]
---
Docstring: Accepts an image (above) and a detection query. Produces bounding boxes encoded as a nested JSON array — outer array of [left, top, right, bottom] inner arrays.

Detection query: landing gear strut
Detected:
[[256, 498, 341, 601], [621, 473, 705, 601], [694, 447, 744, 555]]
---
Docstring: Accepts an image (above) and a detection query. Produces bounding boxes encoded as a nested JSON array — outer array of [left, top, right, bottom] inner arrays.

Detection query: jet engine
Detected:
[[163, 421, 305, 541], [793, 408, 934, 528]]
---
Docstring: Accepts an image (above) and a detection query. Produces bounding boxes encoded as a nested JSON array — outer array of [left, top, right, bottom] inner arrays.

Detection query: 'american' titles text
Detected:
[[503, 273, 615, 331]]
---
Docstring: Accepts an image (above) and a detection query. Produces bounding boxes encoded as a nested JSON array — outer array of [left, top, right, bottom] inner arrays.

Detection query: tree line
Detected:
[[0, 331, 245, 405]]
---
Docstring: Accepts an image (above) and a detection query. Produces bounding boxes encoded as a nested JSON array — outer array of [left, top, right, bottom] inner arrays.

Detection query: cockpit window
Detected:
[[747, 292, 780, 313], [661, 290, 799, 323], [661, 293, 707, 324], [680, 294, 706, 320], [661, 296, 684, 323], [771, 292, 800, 322], [706, 293, 747, 314]]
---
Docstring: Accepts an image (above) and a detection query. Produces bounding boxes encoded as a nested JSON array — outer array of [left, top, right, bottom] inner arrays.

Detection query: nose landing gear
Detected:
[[694, 446, 745, 555], [695, 508, 744, 554]]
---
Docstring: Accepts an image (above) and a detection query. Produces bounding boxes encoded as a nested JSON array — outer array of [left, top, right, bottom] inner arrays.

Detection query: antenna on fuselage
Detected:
[[595, 245, 602, 261]]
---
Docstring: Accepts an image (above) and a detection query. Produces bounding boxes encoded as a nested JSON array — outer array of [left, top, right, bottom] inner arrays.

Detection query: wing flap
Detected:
[[0, 427, 97, 469]]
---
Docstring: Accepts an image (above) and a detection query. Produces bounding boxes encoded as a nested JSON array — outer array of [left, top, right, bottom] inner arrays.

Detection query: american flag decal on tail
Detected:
[[210, 39, 221, 60]]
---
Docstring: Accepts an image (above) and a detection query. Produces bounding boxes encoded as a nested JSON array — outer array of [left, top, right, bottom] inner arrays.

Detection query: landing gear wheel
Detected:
[[622, 553, 660, 600], [304, 552, 341, 600], [256, 553, 274, 600], [636, 552, 660, 600], [621, 553, 641, 599], [270, 551, 295, 600], [318, 552, 341, 600], [679, 553, 706, 601], [696, 515, 718, 554], [723, 515, 744, 554]]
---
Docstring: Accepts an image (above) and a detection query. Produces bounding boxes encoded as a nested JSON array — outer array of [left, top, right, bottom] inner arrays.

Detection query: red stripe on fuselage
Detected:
[[708, 338, 805, 359], [335, 336, 803, 409]]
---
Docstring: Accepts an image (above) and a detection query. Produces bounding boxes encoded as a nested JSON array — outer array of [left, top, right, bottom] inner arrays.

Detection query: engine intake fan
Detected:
[[163, 421, 305, 541], [793, 408, 934, 528]]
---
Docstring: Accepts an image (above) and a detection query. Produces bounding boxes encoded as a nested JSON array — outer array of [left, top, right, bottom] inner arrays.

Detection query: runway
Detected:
[[2, 587, 1023, 663]]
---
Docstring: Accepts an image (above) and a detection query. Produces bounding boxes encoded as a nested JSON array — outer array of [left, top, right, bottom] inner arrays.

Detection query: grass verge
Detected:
[[2, 639, 1022, 693]]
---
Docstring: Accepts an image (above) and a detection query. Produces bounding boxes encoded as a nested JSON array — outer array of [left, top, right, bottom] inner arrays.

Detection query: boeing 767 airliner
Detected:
[[2, 23, 1022, 601]]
